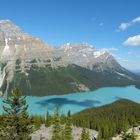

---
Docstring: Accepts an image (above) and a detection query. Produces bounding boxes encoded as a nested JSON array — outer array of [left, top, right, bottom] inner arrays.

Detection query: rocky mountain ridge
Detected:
[[0, 20, 139, 96]]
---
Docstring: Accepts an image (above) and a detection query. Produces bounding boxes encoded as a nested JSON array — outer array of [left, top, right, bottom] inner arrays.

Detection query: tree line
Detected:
[[0, 88, 140, 139], [0, 88, 91, 140], [73, 99, 140, 139]]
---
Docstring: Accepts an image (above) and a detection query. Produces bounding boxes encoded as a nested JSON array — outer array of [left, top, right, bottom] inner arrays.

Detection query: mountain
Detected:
[[0, 20, 140, 96], [131, 70, 140, 76]]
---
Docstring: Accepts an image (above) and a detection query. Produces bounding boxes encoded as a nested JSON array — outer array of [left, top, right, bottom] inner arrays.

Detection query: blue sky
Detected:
[[0, 0, 140, 70]]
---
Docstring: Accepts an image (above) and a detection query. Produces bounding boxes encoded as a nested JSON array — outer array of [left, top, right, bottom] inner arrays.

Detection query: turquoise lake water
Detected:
[[0, 86, 140, 116]]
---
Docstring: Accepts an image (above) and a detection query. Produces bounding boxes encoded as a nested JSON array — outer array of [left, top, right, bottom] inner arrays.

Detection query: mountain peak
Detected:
[[0, 19, 20, 29], [0, 19, 26, 38], [0, 19, 12, 24]]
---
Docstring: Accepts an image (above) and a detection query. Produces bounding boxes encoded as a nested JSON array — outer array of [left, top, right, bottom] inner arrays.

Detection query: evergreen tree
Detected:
[[122, 115, 129, 133], [31, 115, 42, 130], [97, 129, 102, 140], [64, 111, 73, 140], [0, 114, 8, 138], [103, 124, 109, 140], [61, 128, 65, 140], [60, 113, 66, 124], [51, 108, 62, 140], [1, 88, 32, 140], [80, 128, 86, 140], [85, 129, 91, 140], [45, 111, 52, 127], [80, 128, 91, 140]]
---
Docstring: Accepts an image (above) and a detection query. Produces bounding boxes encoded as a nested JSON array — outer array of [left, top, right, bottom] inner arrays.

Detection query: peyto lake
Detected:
[[0, 86, 140, 116]]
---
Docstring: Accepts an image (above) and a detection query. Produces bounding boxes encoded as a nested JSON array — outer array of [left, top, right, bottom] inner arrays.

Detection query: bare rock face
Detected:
[[31, 124, 98, 140], [0, 20, 52, 96], [58, 43, 123, 72], [0, 20, 139, 96], [0, 20, 51, 62]]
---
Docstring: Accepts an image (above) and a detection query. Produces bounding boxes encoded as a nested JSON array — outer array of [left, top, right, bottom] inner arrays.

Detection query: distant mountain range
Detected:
[[131, 70, 140, 76], [0, 20, 140, 96]]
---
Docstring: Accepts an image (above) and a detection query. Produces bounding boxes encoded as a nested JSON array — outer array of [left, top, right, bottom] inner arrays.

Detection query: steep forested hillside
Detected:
[[5, 64, 140, 96], [73, 99, 140, 139]]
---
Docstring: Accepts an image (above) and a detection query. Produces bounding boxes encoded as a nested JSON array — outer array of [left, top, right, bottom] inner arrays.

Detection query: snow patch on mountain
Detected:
[[2, 38, 11, 57], [5, 38, 9, 49], [64, 46, 72, 53], [115, 71, 125, 76], [93, 51, 106, 58], [83, 54, 87, 57], [115, 71, 134, 81], [0, 66, 6, 88]]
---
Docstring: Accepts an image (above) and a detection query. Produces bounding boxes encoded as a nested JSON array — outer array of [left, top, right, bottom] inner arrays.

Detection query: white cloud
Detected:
[[118, 23, 131, 31], [117, 16, 140, 31], [123, 35, 140, 46], [132, 16, 140, 23]]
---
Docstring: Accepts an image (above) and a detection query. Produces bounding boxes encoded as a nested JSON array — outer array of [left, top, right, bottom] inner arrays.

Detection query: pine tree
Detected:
[[97, 129, 102, 140], [103, 124, 109, 140], [51, 108, 62, 140], [85, 129, 91, 140], [60, 113, 66, 124], [80, 128, 86, 140], [61, 128, 65, 140], [0, 114, 8, 138], [45, 111, 52, 127], [32, 115, 42, 130], [121, 114, 129, 133], [1, 88, 32, 140], [80, 128, 91, 140], [64, 111, 73, 140]]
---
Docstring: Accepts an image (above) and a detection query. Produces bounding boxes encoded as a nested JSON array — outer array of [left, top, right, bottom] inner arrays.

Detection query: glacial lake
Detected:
[[0, 86, 140, 116]]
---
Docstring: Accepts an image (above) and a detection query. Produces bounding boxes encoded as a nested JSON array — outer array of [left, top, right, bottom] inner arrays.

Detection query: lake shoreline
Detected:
[[0, 85, 140, 116]]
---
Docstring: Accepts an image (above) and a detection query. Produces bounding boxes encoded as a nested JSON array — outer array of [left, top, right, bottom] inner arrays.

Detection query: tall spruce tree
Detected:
[[45, 111, 52, 127], [1, 88, 32, 140], [86, 130, 91, 140], [80, 128, 86, 140], [97, 129, 102, 140], [51, 108, 62, 140], [63, 111, 73, 140], [60, 113, 66, 125], [61, 128, 65, 140], [80, 128, 91, 140]]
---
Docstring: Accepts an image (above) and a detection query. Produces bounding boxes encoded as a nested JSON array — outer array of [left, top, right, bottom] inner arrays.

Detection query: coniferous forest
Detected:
[[73, 99, 140, 139], [0, 89, 140, 139]]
